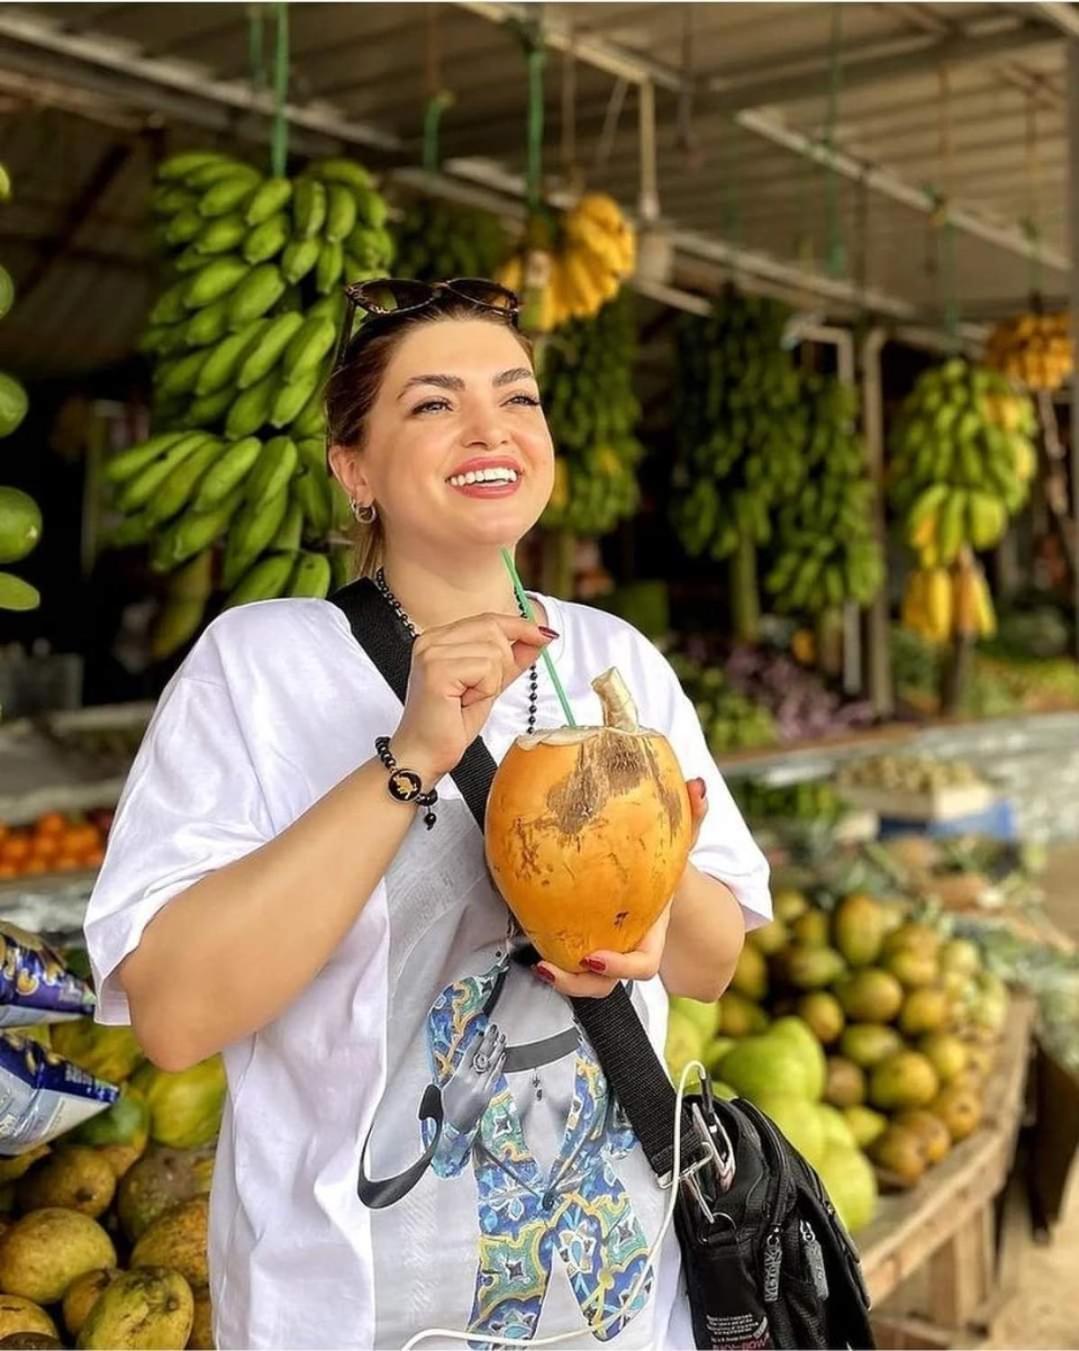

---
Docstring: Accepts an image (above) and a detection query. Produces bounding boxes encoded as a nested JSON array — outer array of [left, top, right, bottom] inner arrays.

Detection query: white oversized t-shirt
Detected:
[[84, 594, 771, 1351]]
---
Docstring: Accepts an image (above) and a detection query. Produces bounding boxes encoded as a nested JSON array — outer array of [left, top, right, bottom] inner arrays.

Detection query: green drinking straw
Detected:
[[501, 547, 577, 728]]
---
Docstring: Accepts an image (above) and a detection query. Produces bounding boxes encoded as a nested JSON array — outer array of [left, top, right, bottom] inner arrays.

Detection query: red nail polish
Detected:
[[539, 626, 559, 640], [534, 964, 556, 984], [583, 956, 606, 974], [699, 778, 708, 798]]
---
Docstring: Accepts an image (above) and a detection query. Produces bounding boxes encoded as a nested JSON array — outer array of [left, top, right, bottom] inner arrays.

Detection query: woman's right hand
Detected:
[[390, 613, 555, 782]]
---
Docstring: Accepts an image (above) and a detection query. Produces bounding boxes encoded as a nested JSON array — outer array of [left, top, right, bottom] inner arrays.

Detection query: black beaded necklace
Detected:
[[374, 567, 540, 734]]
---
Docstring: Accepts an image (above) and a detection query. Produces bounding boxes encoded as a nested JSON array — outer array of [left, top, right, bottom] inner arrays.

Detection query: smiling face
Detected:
[[329, 316, 555, 564]]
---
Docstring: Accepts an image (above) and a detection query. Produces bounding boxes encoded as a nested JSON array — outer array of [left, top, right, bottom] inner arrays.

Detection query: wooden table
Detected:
[[858, 996, 1035, 1349]]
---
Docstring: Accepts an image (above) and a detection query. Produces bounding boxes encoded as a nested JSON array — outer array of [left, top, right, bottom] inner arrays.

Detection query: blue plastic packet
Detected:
[[0, 922, 96, 1027], [0, 1030, 118, 1154]]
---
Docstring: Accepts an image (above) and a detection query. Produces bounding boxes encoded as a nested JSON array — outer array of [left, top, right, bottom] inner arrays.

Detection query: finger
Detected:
[[424, 654, 503, 706], [535, 962, 618, 999], [422, 642, 520, 698], [424, 613, 554, 655], [585, 906, 671, 983], [686, 777, 709, 821]]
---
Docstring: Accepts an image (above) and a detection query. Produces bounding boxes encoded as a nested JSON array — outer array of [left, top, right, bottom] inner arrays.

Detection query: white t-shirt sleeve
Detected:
[[633, 637, 772, 930], [84, 654, 274, 1026]]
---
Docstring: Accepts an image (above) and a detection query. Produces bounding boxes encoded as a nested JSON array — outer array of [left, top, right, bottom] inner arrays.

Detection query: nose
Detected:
[[460, 397, 511, 450]]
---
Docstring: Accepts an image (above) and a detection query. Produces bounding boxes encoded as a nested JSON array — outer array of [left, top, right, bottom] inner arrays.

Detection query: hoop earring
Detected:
[[350, 499, 377, 525]]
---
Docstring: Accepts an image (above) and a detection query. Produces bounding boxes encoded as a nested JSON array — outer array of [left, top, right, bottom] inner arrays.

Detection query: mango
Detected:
[[63, 1270, 122, 1340], [835, 969, 903, 1023], [17, 1148, 116, 1219], [77, 1267, 193, 1351], [0, 1210, 116, 1305], [869, 1050, 940, 1112]]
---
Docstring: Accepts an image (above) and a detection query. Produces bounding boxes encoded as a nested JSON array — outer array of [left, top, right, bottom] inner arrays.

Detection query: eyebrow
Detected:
[[397, 368, 537, 400]]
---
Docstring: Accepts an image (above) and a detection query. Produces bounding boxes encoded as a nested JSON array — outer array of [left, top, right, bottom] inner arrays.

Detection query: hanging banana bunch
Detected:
[[901, 548, 996, 646], [107, 150, 393, 651], [0, 163, 41, 614], [497, 193, 635, 334], [985, 310, 1073, 391], [889, 358, 1036, 570], [395, 196, 508, 283], [541, 292, 644, 537], [766, 374, 884, 615]]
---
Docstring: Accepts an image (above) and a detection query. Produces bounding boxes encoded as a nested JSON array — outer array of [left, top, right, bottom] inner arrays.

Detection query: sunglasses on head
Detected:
[[331, 277, 521, 372]]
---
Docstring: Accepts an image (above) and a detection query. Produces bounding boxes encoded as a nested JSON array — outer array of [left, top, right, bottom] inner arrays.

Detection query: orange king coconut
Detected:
[[485, 667, 693, 970]]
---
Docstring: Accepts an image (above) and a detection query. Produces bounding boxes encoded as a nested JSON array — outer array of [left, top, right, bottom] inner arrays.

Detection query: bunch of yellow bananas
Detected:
[[497, 193, 635, 333], [901, 554, 995, 645], [986, 311, 1072, 390]]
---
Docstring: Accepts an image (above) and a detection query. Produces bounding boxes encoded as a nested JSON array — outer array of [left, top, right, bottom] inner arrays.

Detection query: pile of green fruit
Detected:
[[890, 360, 1035, 568], [731, 778, 844, 828], [670, 290, 807, 641], [0, 163, 40, 614], [767, 374, 883, 615], [106, 149, 395, 651], [393, 195, 508, 283], [666, 888, 1009, 1230], [667, 651, 778, 753], [0, 1010, 225, 1348], [541, 294, 644, 538]]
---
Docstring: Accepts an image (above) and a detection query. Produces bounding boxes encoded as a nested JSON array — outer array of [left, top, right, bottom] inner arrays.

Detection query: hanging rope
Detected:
[[247, 3, 267, 92], [822, 2, 845, 277], [933, 63, 959, 346], [676, 3, 701, 169], [269, 1, 289, 179], [1024, 93, 1044, 303], [560, 24, 581, 192], [421, 4, 454, 176], [522, 26, 546, 211]]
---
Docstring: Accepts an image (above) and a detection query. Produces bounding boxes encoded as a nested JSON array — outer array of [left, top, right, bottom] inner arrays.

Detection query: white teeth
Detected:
[[448, 467, 520, 487]]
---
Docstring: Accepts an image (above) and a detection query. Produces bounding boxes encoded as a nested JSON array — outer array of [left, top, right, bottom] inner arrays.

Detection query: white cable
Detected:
[[402, 1058, 708, 1351]]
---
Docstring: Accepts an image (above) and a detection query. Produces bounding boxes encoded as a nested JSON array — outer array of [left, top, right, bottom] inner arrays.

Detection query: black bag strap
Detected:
[[330, 577, 700, 1181]]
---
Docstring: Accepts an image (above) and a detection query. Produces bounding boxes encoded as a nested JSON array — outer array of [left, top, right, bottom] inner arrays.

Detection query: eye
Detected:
[[411, 398, 452, 415], [507, 393, 541, 407]]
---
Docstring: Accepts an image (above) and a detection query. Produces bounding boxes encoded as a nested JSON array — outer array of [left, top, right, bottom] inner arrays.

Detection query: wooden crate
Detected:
[[859, 996, 1034, 1349]]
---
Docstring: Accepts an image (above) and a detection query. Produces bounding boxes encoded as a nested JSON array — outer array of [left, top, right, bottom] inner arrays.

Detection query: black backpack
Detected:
[[332, 578, 875, 1351]]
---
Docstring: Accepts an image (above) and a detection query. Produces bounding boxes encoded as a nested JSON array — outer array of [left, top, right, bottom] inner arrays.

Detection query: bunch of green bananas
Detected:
[[108, 149, 393, 654], [104, 427, 356, 652], [766, 374, 884, 614], [394, 196, 508, 282], [670, 291, 807, 560], [0, 162, 40, 614], [540, 293, 644, 537], [667, 652, 779, 754], [889, 358, 1036, 568], [141, 150, 394, 436]]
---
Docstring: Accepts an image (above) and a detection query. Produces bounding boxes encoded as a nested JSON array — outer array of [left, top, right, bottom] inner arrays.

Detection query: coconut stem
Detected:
[[592, 667, 639, 732]]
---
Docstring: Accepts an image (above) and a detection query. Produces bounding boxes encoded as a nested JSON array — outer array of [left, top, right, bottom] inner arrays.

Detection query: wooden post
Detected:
[[861, 327, 894, 716], [730, 531, 760, 645]]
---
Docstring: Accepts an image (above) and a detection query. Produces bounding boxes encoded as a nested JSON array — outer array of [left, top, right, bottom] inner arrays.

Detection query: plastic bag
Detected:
[[0, 1030, 118, 1155], [0, 921, 95, 1027]]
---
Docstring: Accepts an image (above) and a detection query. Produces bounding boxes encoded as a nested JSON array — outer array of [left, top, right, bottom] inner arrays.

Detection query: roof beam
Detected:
[[1034, 2, 1079, 39], [456, 0, 1070, 278], [704, 21, 1057, 112], [0, 7, 403, 155]]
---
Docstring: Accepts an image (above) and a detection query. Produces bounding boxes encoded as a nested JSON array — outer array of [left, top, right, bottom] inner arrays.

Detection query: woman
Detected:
[[84, 279, 771, 1350]]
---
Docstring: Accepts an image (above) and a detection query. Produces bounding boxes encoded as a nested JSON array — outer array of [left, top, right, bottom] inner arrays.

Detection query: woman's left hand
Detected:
[[533, 777, 709, 999]]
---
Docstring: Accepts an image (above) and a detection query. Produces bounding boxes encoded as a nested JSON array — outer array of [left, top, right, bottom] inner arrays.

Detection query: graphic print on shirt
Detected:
[[362, 954, 652, 1347]]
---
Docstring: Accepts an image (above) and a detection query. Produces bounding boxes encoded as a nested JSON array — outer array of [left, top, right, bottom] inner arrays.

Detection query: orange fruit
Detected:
[[64, 825, 99, 856], [82, 846, 106, 870], [0, 863, 16, 881], [35, 811, 66, 836], [1, 834, 31, 866], [29, 833, 60, 863], [22, 859, 48, 876], [53, 854, 82, 872]]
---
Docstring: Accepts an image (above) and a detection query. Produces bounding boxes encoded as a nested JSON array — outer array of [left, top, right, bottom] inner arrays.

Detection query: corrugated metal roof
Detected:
[[0, 1, 1071, 376]]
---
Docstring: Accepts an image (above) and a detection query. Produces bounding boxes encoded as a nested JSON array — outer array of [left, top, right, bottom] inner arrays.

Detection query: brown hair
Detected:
[[325, 297, 534, 578]]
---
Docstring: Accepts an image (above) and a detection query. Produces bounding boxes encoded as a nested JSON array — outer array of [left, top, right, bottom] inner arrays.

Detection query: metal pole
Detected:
[[1069, 39, 1079, 658]]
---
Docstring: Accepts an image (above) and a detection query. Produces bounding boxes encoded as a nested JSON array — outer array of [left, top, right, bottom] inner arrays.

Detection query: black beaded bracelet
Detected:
[[375, 736, 438, 830]]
